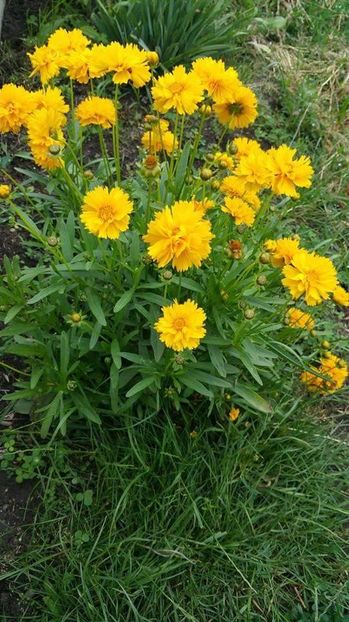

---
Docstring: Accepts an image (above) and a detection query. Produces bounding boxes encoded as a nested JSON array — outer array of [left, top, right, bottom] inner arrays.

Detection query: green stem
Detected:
[[113, 85, 121, 185], [97, 127, 113, 184], [188, 111, 206, 172]]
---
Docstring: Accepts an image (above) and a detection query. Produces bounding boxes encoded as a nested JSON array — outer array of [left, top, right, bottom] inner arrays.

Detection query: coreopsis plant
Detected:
[[0, 30, 347, 436]]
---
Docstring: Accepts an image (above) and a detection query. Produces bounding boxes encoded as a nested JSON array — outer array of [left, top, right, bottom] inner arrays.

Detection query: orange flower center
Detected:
[[98, 203, 114, 222], [171, 83, 184, 95], [173, 317, 186, 330]]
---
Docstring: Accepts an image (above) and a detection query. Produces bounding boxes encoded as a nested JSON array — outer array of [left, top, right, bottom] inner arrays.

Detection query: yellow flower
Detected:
[[234, 149, 272, 191], [27, 108, 66, 170], [0, 184, 11, 198], [232, 137, 262, 159], [88, 44, 111, 79], [0, 84, 36, 133], [155, 299, 206, 351], [80, 186, 133, 239], [76, 97, 116, 129], [214, 151, 235, 171], [213, 85, 258, 129], [282, 250, 338, 306], [30, 86, 69, 118], [47, 28, 89, 67], [265, 237, 301, 267], [141, 118, 177, 155], [332, 285, 349, 307], [286, 307, 314, 331], [152, 65, 203, 115], [222, 197, 255, 227], [65, 48, 92, 83], [28, 45, 60, 84], [191, 57, 240, 103], [268, 145, 314, 198], [301, 353, 348, 394], [143, 201, 213, 271], [228, 407, 240, 422], [145, 51, 159, 67], [192, 198, 214, 215], [102, 42, 151, 87], [220, 175, 261, 210]]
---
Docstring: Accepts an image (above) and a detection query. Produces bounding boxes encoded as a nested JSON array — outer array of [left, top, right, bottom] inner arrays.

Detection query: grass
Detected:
[[1, 0, 349, 620]]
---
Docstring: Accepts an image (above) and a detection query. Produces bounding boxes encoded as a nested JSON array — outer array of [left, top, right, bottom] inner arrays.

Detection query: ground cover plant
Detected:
[[0, 2, 349, 620]]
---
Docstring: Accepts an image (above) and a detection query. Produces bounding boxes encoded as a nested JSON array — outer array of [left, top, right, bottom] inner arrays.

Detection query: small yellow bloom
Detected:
[[0, 184, 11, 198], [102, 42, 151, 87], [141, 118, 177, 155], [332, 285, 349, 307], [220, 175, 261, 210], [228, 407, 240, 422], [222, 197, 255, 227], [282, 250, 338, 306], [234, 149, 272, 191], [152, 65, 203, 115], [0, 84, 36, 133], [213, 85, 258, 129], [80, 186, 133, 239], [143, 201, 213, 271], [145, 51, 159, 67], [65, 48, 92, 83], [268, 145, 313, 198], [286, 307, 314, 331], [155, 299, 206, 351], [30, 86, 69, 118], [76, 96, 116, 129], [214, 151, 235, 171], [192, 198, 214, 215], [47, 28, 90, 67], [301, 353, 348, 394], [28, 45, 60, 84], [232, 137, 262, 159], [191, 57, 240, 103], [264, 237, 301, 267], [27, 108, 66, 170]]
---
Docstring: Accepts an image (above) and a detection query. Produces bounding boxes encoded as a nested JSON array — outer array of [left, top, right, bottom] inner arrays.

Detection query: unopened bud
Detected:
[[321, 340, 330, 349], [244, 308, 255, 320], [226, 141, 237, 155], [67, 380, 77, 391], [206, 153, 215, 162], [200, 104, 212, 116], [259, 252, 271, 264], [84, 169, 93, 179], [47, 235, 58, 247], [162, 270, 173, 281], [174, 353, 185, 366], [211, 179, 220, 190], [200, 167, 213, 181], [257, 275, 267, 286], [70, 312, 82, 323], [48, 144, 61, 156], [146, 51, 159, 67]]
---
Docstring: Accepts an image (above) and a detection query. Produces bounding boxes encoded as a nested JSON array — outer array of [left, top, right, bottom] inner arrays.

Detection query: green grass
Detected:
[[1, 1, 349, 620], [3, 396, 349, 621]]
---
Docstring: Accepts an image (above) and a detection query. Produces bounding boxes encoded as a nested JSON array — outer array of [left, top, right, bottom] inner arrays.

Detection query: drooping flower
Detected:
[[152, 65, 203, 115], [222, 197, 255, 227], [28, 45, 60, 84], [0, 84, 36, 133], [268, 145, 313, 198], [80, 186, 133, 239], [0, 184, 11, 198], [264, 237, 301, 267], [332, 285, 349, 307], [27, 108, 66, 170], [47, 28, 90, 67], [155, 299, 206, 351], [282, 250, 338, 306], [234, 149, 272, 191], [286, 307, 314, 331], [143, 201, 213, 271], [213, 85, 258, 129], [228, 407, 240, 421], [191, 57, 240, 103], [220, 175, 261, 210], [76, 97, 116, 129]]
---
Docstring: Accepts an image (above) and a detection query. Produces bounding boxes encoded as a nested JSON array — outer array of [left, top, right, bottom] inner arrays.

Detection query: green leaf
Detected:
[[27, 283, 63, 304], [113, 289, 134, 313], [89, 321, 102, 349], [234, 382, 272, 414], [4, 305, 24, 324], [190, 369, 231, 389], [111, 338, 122, 369], [86, 289, 107, 326], [180, 375, 213, 398], [60, 332, 70, 377], [126, 376, 156, 398], [174, 141, 191, 195], [30, 366, 43, 390], [72, 392, 101, 424], [208, 344, 227, 378]]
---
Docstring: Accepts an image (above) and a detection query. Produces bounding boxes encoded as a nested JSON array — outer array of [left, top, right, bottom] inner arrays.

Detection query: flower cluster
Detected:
[[301, 353, 348, 394]]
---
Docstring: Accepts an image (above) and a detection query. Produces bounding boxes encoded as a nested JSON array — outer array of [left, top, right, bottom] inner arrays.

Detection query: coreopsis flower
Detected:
[[155, 299, 206, 351], [264, 237, 301, 267], [47, 28, 90, 67], [228, 407, 240, 421], [27, 108, 66, 170], [141, 118, 177, 155], [30, 86, 69, 118], [220, 176, 261, 210], [102, 42, 151, 87], [88, 44, 111, 79], [232, 137, 262, 158], [191, 57, 240, 103], [213, 85, 258, 129], [222, 197, 255, 227], [145, 51, 159, 67], [80, 186, 133, 239], [152, 65, 203, 115], [76, 97, 116, 129], [282, 250, 338, 306], [214, 151, 235, 171], [28, 45, 60, 84], [332, 285, 349, 307], [0, 84, 35, 133], [192, 198, 214, 215], [301, 353, 348, 394], [234, 149, 272, 191], [143, 201, 213, 271], [65, 48, 92, 83], [286, 307, 314, 331], [268, 145, 313, 198], [0, 184, 11, 198]]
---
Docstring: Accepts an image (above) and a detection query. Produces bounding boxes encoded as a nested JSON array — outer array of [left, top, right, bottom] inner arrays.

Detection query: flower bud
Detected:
[[174, 353, 185, 366], [200, 104, 212, 116], [257, 274, 267, 286], [218, 159, 228, 170], [228, 239, 242, 260], [67, 380, 77, 391], [206, 153, 215, 162], [200, 167, 213, 181], [47, 235, 58, 247], [142, 154, 161, 177], [0, 183, 11, 198], [321, 340, 330, 349], [48, 144, 61, 156], [244, 308, 255, 320], [211, 179, 220, 191], [220, 289, 229, 301], [310, 329, 317, 337], [84, 169, 94, 179], [162, 270, 173, 281], [226, 141, 237, 155], [146, 51, 159, 67], [70, 312, 82, 323], [259, 252, 271, 264]]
